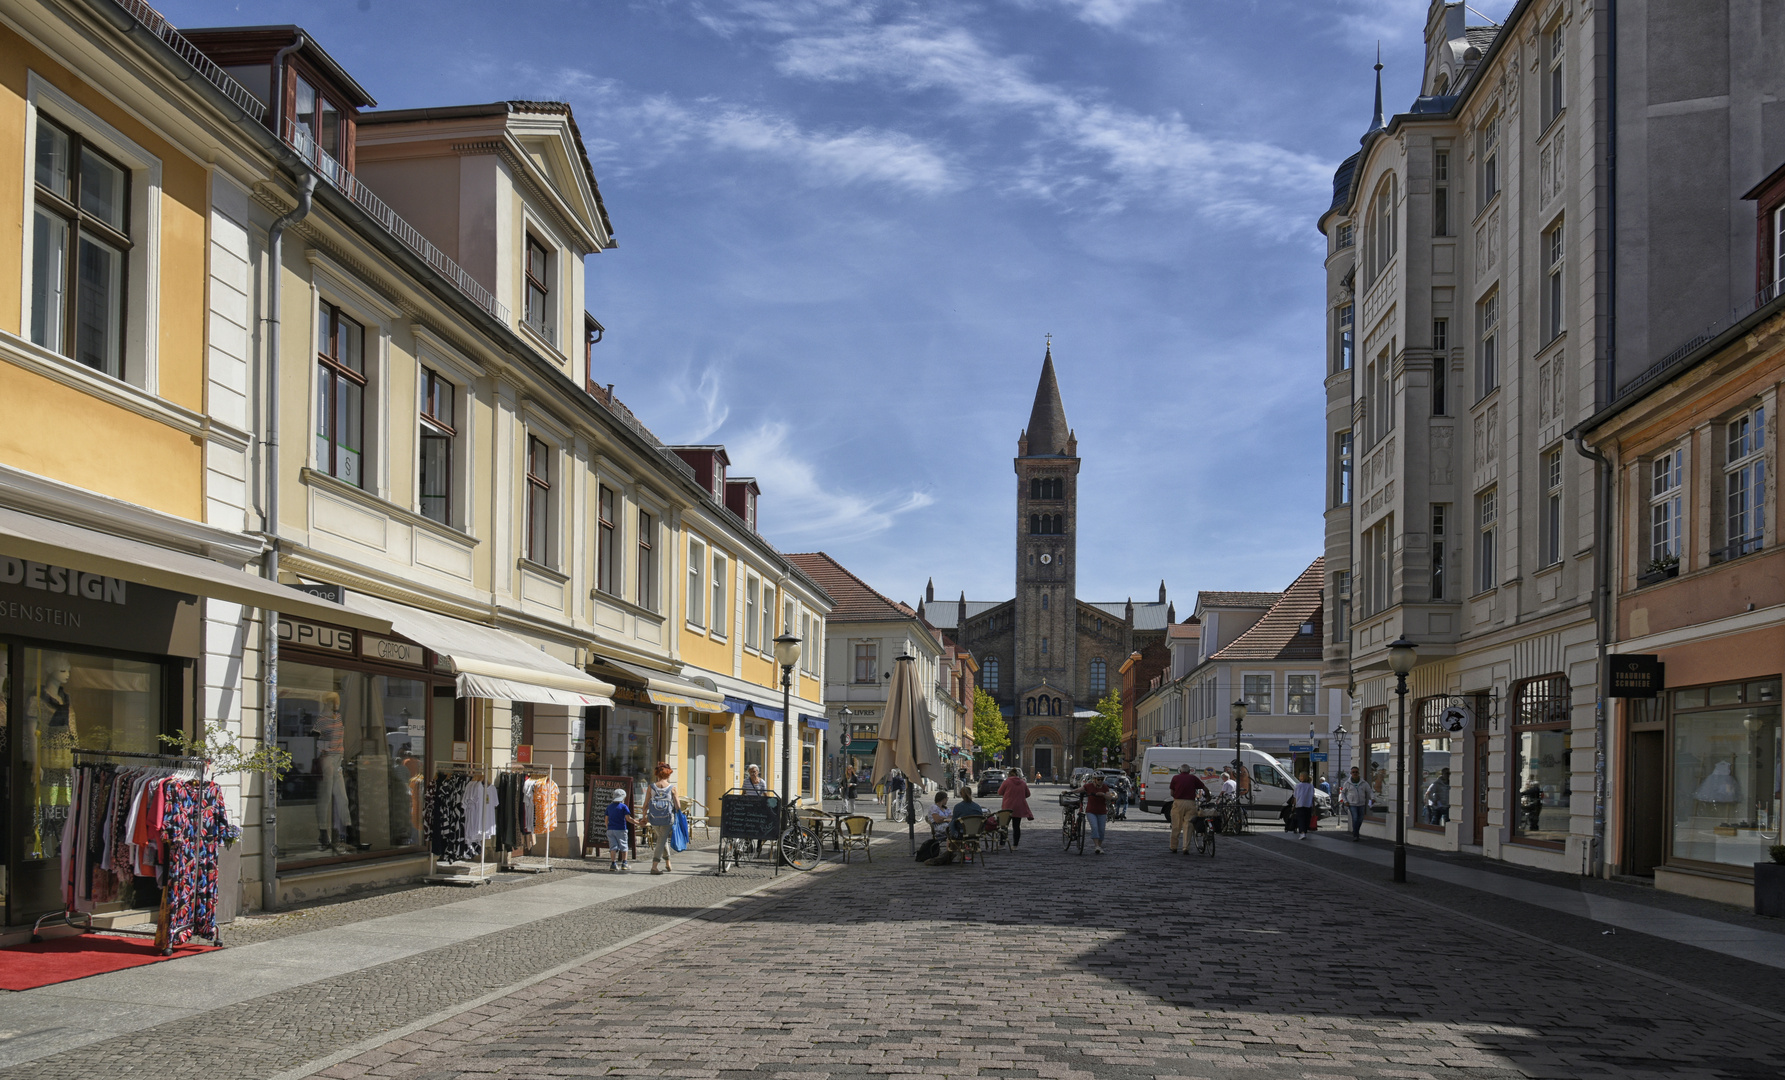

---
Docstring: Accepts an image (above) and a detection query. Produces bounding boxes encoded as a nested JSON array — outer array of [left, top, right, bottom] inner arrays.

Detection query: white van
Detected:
[[1138, 746, 1327, 815]]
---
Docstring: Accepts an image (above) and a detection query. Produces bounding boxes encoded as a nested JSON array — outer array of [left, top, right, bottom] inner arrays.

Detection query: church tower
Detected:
[[1013, 343, 1080, 731]]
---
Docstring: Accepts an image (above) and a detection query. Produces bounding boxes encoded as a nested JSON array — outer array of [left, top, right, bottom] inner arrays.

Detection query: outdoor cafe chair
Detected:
[[992, 809, 1013, 850], [840, 814, 874, 862], [948, 814, 988, 867], [682, 799, 712, 838]]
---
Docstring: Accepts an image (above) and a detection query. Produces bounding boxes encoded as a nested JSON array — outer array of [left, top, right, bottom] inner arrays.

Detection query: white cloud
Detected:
[[731, 421, 935, 542], [1030, 0, 1167, 29], [668, 365, 732, 443]]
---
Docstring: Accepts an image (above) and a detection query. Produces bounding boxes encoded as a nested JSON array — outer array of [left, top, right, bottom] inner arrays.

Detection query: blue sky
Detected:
[[171, 0, 1513, 606]]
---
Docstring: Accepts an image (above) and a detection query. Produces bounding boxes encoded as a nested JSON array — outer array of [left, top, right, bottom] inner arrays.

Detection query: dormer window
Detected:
[[293, 74, 343, 162], [524, 234, 554, 343]]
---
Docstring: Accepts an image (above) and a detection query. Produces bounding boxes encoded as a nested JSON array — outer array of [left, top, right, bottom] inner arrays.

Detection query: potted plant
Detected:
[[1636, 553, 1680, 586], [1757, 845, 1785, 918]]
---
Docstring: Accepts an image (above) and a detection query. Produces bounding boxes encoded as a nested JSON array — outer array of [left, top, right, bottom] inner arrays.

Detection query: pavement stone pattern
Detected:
[[304, 795, 1783, 1080], [0, 857, 789, 1080]]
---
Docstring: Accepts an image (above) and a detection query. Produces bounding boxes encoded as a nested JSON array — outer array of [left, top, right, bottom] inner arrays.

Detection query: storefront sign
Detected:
[[287, 580, 345, 605], [279, 616, 355, 655], [1609, 654, 1664, 698], [361, 634, 426, 667], [515, 744, 533, 764], [452, 741, 469, 762], [0, 555, 199, 656]]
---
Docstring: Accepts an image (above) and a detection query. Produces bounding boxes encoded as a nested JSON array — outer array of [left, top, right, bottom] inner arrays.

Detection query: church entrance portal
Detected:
[[1033, 746, 1053, 781]]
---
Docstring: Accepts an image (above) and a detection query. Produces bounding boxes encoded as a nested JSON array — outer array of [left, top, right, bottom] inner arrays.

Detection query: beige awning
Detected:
[[0, 505, 391, 633], [344, 593, 614, 708], [589, 655, 726, 709]]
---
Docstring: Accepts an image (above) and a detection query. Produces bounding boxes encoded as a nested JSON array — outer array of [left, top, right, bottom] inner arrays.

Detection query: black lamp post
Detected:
[[1387, 635, 1418, 883], [773, 632, 802, 858], [1230, 699, 1247, 795]]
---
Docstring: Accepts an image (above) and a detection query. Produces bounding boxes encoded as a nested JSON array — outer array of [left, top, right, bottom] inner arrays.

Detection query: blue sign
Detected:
[[1310, 752, 1328, 762], [1288, 743, 1315, 752]]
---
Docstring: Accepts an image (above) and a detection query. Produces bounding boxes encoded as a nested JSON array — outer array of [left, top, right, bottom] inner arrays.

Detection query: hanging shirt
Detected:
[[533, 779, 559, 833]]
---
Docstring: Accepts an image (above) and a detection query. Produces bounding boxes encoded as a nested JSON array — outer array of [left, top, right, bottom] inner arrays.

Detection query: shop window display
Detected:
[[1512, 675, 1571, 844], [1415, 699, 1454, 829], [744, 720, 769, 785], [276, 662, 427, 865], [1671, 678, 1781, 869], [1364, 705, 1389, 817]]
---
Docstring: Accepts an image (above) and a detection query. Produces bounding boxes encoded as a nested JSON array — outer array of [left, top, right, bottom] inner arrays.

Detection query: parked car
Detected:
[[976, 768, 1006, 797], [1068, 767, 1099, 788]]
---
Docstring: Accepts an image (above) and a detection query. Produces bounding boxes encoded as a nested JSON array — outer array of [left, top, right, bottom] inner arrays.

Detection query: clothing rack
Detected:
[[427, 761, 495, 886], [501, 763, 557, 874], [34, 749, 216, 946]]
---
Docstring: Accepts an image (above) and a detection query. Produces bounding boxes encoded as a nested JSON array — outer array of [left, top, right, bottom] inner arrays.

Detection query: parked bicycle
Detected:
[[1193, 796, 1218, 856], [1215, 792, 1247, 836], [1059, 790, 1086, 854]]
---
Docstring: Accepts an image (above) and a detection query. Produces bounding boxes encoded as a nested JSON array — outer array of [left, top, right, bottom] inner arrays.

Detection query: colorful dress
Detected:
[[157, 780, 239, 949]]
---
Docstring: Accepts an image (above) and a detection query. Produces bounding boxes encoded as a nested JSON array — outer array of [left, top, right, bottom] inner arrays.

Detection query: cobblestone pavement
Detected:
[[300, 794, 1783, 1080]]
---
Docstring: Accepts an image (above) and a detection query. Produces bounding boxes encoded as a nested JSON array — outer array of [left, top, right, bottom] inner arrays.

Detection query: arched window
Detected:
[[1029, 514, 1040, 535], [1090, 658, 1107, 695], [1029, 478, 1039, 499], [983, 657, 1000, 693], [1364, 174, 1398, 286]]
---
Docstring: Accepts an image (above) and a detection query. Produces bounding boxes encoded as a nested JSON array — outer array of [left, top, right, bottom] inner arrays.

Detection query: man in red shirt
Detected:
[[1078, 773, 1113, 854], [1168, 765, 1210, 854]]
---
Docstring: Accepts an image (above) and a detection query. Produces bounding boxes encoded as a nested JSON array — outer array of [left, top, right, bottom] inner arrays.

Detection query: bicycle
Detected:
[[1216, 792, 1248, 836], [778, 796, 822, 871], [1194, 797, 1217, 856], [1059, 791, 1086, 854]]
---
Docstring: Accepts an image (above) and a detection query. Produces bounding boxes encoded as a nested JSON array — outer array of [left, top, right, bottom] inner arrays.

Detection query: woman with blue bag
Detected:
[[645, 762, 682, 875]]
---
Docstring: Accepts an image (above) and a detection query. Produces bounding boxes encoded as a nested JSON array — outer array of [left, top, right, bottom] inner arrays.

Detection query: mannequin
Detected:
[[22, 653, 75, 860], [281, 688, 350, 852]]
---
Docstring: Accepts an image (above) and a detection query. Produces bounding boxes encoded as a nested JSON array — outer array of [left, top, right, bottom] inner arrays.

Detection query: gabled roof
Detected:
[[922, 599, 1007, 631], [784, 553, 917, 623], [1196, 590, 1281, 611], [1211, 559, 1324, 663], [1086, 600, 1172, 631]]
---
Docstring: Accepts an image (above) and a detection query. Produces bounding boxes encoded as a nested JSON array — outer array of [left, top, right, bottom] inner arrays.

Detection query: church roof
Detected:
[[922, 599, 1007, 630], [1210, 558, 1325, 662], [1023, 347, 1073, 457], [1086, 600, 1172, 631], [783, 552, 918, 623]]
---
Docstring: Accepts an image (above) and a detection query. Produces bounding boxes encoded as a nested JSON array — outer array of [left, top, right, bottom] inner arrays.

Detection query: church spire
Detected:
[[1023, 339, 1072, 457], [1364, 44, 1385, 141]]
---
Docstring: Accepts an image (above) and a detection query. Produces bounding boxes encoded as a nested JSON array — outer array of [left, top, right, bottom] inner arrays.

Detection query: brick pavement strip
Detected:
[[288, 807, 1784, 1080]]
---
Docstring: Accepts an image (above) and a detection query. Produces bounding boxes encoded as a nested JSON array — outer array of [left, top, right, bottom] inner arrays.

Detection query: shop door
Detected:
[[1471, 733, 1489, 846], [1033, 746, 1053, 781], [1626, 729, 1665, 876], [688, 733, 708, 812]]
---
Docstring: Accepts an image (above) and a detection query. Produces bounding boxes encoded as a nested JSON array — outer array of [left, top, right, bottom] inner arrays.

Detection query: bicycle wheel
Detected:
[[1073, 816, 1085, 855], [1203, 825, 1216, 857], [1062, 812, 1076, 851], [779, 823, 821, 870]]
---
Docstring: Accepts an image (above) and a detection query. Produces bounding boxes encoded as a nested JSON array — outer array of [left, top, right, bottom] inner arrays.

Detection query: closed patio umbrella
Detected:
[[873, 654, 942, 850]]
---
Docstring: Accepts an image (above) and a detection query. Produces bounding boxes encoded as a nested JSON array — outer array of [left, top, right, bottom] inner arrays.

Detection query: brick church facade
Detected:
[[923, 348, 1171, 779]]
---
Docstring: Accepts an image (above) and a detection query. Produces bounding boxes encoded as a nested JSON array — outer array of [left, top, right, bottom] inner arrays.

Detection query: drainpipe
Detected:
[[260, 172, 316, 913], [268, 33, 306, 137], [1573, 427, 1613, 880]]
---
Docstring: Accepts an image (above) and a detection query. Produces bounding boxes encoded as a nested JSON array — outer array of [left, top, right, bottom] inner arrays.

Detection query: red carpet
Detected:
[[0, 935, 217, 990]]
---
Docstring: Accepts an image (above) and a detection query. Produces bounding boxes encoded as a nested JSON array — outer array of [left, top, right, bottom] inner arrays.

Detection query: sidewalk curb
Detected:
[[265, 862, 819, 1080], [1241, 835, 1785, 1026]]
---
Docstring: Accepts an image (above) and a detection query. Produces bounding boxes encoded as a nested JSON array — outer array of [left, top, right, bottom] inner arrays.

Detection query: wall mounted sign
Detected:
[[279, 616, 355, 655], [361, 634, 426, 667], [0, 555, 199, 656], [1609, 654, 1664, 698]]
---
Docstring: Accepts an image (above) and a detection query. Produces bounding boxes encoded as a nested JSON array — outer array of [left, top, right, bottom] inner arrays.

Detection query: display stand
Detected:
[[503, 763, 556, 874], [427, 761, 496, 886], [33, 748, 211, 948]]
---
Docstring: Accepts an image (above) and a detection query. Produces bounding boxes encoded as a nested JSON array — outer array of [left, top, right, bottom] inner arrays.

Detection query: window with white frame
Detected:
[[1649, 449, 1683, 566], [317, 301, 368, 486], [1725, 405, 1767, 559], [745, 576, 760, 648], [801, 613, 815, 673], [687, 537, 706, 627], [1287, 674, 1317, 715], [1478, 112, 1500, 210], [1544, 221, 1566, 342], [1366, 175, 1397, 285], [1542, 21, 1565, 128], [1431, 503, 1448, 600], [30, 115, 132, 379], [784, 597, 796, 637], [1477, 292, 1500, 399], [636, 509, 657, 611], [711, 552, 728, 637], [761, 584, 776, 647], [1334, 303, 1354, 373], [596, 485, 618, 595], [1243, 673, 1272, 715], [1477, 488, 1498, 592], [525, 436, 553, 565], [523, 233, 554, 343], [1542, 448, 1564, 567], [419, 367, 455, 525], [1333, 431, 1353, 506]]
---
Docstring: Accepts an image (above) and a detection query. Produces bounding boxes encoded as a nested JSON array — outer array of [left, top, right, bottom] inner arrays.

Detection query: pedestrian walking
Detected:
[[997, 767, 1033, 849], [885, 769, 906, 820], [645, 762, 681, 874], [1168, 764, 1209, 854], [1424, 767, 1452, 826], [1292, 771, 1316, 838], [1339, 765, 1372, 841], [604, 788, 636, 871], [842, 763, 858, 814], [1078, 771, 1112, 855]]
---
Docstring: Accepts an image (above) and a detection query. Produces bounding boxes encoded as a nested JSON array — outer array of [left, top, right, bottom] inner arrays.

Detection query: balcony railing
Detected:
[[115, 0, 508, 323], [1619, 278, 1785, 402]]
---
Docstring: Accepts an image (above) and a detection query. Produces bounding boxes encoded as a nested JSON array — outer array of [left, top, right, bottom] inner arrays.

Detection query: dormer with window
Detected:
[[725, 478, 761, 531], [669, 446, 730, 503], [184, 27, 376, 175], [1742, 159, 1785, 300]]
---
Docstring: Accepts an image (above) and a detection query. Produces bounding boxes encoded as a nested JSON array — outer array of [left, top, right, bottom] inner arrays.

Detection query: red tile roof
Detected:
[[784, 553, 918, 623], [1211, 558, 1325, 662]]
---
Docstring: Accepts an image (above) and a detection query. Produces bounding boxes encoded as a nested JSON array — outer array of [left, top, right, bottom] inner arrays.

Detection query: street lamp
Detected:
[[1387, 635, 1418, 883], [773, 632, 802, 856], [1230, 699, 1247, 795]]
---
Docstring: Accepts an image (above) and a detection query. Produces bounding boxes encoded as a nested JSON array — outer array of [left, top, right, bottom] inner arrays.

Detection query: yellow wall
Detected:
[[0, 30, 210, 412], [0, 362, 201, 517]]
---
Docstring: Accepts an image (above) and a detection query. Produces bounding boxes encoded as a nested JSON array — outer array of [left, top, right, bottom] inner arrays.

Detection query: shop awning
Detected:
[[719, 693, 788, 722], [801, 714, 829, 730], [0, 506, 392, 633], [589, 655, 725, 710], [846, 739, 878, 755], [344, 593, 613, 707], [749, 702, 785, 723]]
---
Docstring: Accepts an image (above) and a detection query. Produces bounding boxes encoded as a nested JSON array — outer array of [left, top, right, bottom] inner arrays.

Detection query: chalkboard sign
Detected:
[[720, 791, 782, 840]]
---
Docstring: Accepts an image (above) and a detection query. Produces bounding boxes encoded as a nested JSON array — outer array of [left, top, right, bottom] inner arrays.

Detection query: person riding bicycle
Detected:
[[1168, 765, 1210, 854]]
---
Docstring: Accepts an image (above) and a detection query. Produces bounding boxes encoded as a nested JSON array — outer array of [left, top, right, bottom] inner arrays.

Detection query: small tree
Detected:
[[1081, 689, 1123, 766], [161, 721, 294, 780], [972, 688, 1010, 764]]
